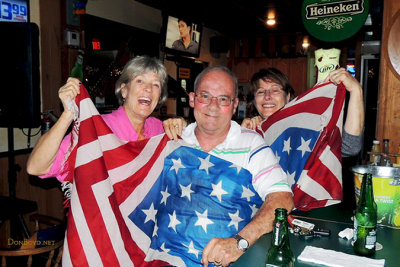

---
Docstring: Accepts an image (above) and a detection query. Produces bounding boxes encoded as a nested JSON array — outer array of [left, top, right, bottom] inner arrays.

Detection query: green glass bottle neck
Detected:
[[272, 209, 290, 248], [76, 55, 83, 66], [358, 174, 374, 206], [275, 208, 288, 220]]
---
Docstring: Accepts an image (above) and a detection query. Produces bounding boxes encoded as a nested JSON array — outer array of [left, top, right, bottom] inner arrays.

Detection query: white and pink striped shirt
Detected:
[[181, 121, 292, 200]]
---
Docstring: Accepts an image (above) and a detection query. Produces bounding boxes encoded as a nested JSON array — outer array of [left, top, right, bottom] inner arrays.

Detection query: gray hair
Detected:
[[115, 55, 168, 106], [193, 66, 239, 97]]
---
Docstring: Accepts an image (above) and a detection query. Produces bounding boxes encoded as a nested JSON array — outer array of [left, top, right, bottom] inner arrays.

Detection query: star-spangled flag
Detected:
[[257, 82, 346, 211], [61, 85, 263, 266]]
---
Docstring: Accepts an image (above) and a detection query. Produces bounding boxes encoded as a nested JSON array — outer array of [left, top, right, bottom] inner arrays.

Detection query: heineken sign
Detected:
[[302, 0, 369, 42]]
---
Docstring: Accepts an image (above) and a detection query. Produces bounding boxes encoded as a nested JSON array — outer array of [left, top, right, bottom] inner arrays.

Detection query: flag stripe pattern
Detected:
[[257, 82, 346, 211], [61, 86, 263, 266]]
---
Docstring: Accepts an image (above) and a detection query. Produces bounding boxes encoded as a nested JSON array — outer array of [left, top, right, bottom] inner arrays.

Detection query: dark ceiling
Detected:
[[136, 0, 383, 40], [137, 0, 305, 37]]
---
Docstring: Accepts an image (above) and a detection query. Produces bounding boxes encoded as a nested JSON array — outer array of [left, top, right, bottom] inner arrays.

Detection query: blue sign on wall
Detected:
[[0, 0, 28, 22]]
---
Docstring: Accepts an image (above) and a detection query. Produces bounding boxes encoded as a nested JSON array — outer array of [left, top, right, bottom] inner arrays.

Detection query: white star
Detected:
[[160, 186, 171, 206], [286, 170, 296, 187], [183, 241, 201, 259], [297, 137, 312, 157], [229, 163, 242, 174], [168, 211, 181, 232], [170, 158, 185, 174], [241, 185, 255, 202], [210, 181, 228, 202], [282, 137, 291, 155], [275, 151, 281, 162], [195, 210, 214, 233], [180, 184, 194, 201], [160, 242, 170, 253], [142, 203, 157, 223], [198, 155, 214, 175], [228, 210, 244, 231], [152, 222, 158, 237], [249, 204, 258, 218]]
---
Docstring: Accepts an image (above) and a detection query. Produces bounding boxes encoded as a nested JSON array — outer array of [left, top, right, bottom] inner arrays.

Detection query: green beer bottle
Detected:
[[70, 50, 84, 81], [265, 208, 295, 267], [353, 173, 377, 256]]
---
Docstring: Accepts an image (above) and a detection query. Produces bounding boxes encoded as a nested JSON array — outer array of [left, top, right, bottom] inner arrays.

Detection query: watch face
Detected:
[[238, 238, 248, 250]]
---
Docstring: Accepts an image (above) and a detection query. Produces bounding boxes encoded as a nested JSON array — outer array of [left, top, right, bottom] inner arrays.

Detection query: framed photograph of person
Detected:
[[163, 15, 202, 58]]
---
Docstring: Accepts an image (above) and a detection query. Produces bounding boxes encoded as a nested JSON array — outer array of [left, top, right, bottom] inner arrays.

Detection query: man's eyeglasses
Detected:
[[255, 87, 283, 97], [195, 92, 234, 106]]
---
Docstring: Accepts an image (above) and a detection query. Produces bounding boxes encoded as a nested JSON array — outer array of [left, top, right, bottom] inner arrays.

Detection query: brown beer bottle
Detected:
[[369, 140, 380, 165], [353, 173, 377, 256]]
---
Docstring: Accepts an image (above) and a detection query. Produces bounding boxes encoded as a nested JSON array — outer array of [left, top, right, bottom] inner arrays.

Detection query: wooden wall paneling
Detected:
[[377, 0, 400, 153], [255, 37, 263, 57], [289, 57, 308, 96], [267, 35, 277, 57], [241, 38, 249, 58], [252, 57, 273, 74], [387, 11, 400, 80], [39, 0, 63, 116], [232, 58, 251, 83], [37, 0, 65, 218], [272, 58, 290, 77]]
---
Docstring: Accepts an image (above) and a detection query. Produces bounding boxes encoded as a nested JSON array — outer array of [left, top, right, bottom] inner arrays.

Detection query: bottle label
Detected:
[[365, 229, 376, 249], [266, 264, 279, 267], [273, 222, 281, 246], [354, 223, 376, 249]]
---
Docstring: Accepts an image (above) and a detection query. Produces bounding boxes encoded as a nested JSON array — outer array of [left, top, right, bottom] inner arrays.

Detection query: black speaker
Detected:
[[0, 22, 40, 128], [210, 36, 229, 54]]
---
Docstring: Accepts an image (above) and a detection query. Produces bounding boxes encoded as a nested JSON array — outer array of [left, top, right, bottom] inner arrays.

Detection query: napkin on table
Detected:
[[298, 246, 385, 267]]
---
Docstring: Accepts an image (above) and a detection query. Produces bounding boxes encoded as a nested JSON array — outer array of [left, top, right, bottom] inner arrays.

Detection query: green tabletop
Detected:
[[234, 204, 400, 267]]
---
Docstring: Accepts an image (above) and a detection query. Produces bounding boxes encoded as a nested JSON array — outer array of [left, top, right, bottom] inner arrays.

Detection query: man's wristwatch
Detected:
[[233, 234, 249, 252]]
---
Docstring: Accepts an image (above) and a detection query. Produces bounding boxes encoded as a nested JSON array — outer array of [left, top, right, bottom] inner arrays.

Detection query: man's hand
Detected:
[[201, 237, 241, 267]]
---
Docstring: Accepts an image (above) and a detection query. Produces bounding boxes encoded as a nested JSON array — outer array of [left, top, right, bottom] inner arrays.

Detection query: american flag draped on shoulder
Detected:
[[257, 82, 346, 211], [61, 85, 263, 266]]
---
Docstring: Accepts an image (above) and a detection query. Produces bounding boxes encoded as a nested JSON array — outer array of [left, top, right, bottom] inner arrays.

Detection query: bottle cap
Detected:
[[373, 140, 380, 144]]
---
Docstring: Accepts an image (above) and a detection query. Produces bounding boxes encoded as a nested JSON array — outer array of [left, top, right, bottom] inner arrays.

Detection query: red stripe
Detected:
[[295, 81, 330, 100], [66, 212, 89, 267], [328, 126, 342, 160], [102, 139, 149, 170], [260, 97, 333, 132], [111, 195, 169, 266], [307, 159, 342, 199], [293, 186, 330, 211], [75, 157, 121, 265], [77, 115, 114, 146], [113, 134, 170, 204]]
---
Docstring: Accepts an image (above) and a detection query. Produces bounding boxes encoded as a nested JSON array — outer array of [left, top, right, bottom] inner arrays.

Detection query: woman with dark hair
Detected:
[[242, 67, 364, 157], [27, 55, 181, 181]]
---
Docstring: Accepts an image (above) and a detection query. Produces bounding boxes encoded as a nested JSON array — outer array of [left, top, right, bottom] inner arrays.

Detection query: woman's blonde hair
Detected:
[[115, 55, 168, 107]]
